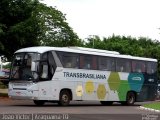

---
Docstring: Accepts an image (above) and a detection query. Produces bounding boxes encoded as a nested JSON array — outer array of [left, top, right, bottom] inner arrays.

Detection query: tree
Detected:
[[36, 3, 82, 47], [0, 0, 82, 60], [3, 62, 11, 69], [0, 0, 41, 60], [85, 35, 160, 78]]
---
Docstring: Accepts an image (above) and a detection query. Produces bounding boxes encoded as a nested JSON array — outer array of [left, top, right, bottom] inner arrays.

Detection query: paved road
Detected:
[[0, 98, 159, 120]]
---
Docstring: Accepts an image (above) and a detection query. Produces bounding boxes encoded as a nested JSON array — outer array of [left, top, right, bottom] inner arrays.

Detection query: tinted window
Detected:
[[57, 52, 79, 68], [132, 60, 146, 73], [98, 57, 115, 71], [147, 62, 157, 74], [80, 55, 97, 70], [116, 59, 131, 72]]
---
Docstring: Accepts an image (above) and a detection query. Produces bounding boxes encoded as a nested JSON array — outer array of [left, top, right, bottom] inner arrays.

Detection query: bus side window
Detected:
[[116, 59, 131, 72], [109, 58, 116, 71], [132, 61, 140, 72], [98, 57, 115, 71], [57, 52, 79, 69], [147, 62, 157, 74], [98, 57, 108, 70], [80, 56, 84, 69], [80, 55, 92, 69], [92, 56, 97, 70], [116, 58, 123, 72], [84, 57, 91, 69], [132, 61, 146, 73], [64, 56, 72, 68]]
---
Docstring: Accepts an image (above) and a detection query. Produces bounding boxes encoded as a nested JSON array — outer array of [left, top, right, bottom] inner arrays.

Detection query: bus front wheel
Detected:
[[58, 90, 71, 106], [33, 100, 45, 106]]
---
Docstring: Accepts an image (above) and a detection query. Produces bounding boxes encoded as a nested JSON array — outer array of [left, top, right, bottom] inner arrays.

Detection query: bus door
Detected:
[[37, 51, 57, 99]]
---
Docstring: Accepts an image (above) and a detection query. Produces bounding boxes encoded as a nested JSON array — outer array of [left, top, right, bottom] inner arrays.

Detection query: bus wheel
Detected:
[[58, 90, 71, 106], [100, 101, 113, 106], [126, 92, 135, 105], [33, 100, 45, 106]]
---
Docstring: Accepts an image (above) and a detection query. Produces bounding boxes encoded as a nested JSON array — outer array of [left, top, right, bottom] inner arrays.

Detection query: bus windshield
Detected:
[[10, 52, 40, 81]]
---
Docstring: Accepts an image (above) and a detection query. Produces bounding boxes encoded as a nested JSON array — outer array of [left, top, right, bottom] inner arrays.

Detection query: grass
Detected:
[[143, 102, 160, 110]]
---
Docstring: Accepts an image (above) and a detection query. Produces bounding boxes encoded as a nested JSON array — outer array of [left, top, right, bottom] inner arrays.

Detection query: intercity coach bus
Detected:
[[8, 47, 158, 106]]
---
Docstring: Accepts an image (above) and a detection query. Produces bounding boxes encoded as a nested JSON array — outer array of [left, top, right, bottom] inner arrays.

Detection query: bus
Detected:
[[8, 46, 158, 106]]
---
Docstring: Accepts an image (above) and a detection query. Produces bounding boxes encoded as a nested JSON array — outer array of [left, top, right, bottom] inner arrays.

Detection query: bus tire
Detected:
[[58, 90, 71, 106], [33, 100, 45, 106], [100, 101, 113, 106], [125, 92, 136, 105]]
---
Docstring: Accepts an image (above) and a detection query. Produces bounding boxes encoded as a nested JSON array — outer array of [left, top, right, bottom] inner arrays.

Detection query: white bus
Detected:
[[8, 47, 158, 106]]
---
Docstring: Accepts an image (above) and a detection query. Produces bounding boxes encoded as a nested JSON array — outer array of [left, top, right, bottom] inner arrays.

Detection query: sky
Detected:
[[43, 0, 160, 40]]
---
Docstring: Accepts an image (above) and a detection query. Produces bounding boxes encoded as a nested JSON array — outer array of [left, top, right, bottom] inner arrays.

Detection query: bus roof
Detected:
[[15, 46, 157, 62]]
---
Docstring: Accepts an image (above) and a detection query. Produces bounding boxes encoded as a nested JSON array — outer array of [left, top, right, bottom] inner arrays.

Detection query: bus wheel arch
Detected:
[[125, 91, 136, 105], [58, 89, 72, 106]]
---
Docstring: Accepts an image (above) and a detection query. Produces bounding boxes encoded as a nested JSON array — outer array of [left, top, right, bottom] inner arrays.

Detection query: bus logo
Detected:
[[132, 77, 141, 81]]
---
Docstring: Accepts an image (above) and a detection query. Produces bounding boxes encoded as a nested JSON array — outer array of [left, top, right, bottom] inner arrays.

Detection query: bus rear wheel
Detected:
[[100, 101, 113, 106], [125, 92, 136, 105], [33, 100, 45, 106], [58, 90, 71, 106]]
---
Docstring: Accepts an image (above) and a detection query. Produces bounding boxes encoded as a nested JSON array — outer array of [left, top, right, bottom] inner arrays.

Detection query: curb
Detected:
[[140, 106, 160, 113]]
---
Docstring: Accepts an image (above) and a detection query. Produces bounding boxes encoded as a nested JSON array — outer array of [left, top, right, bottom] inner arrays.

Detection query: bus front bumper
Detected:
[[8, 89, 39, 100]]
